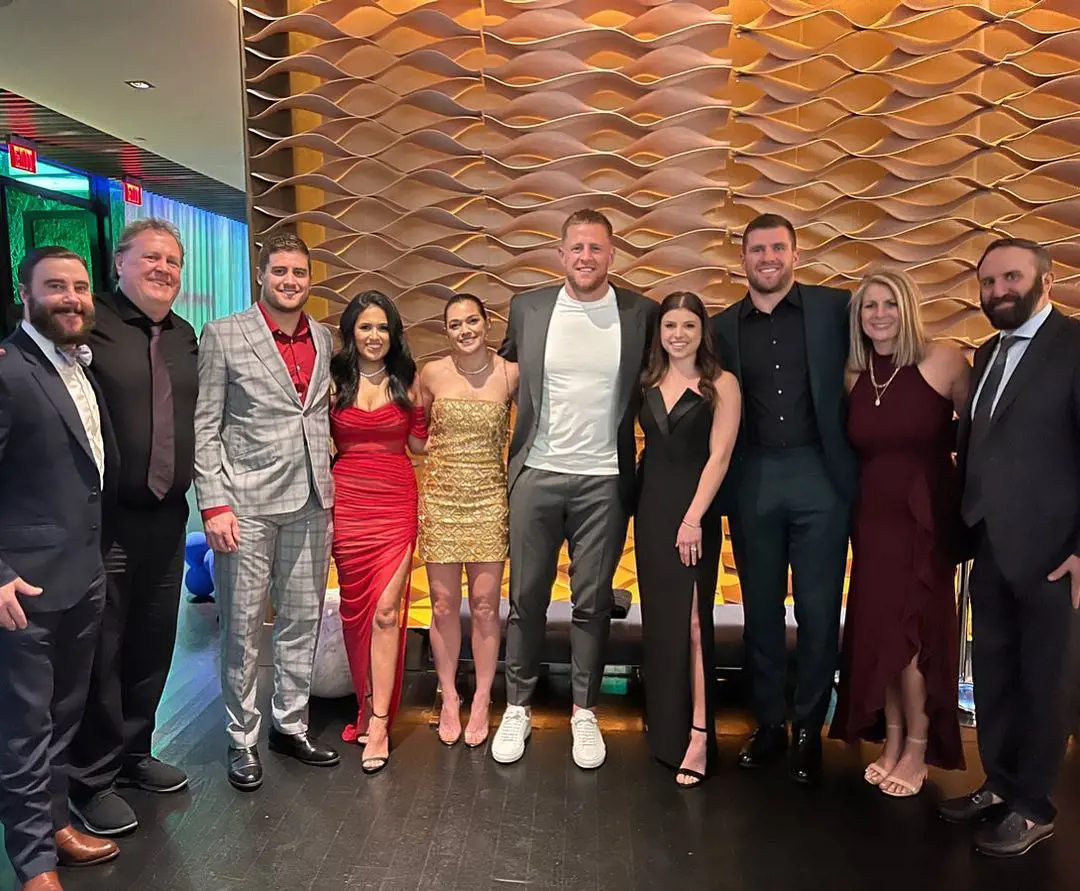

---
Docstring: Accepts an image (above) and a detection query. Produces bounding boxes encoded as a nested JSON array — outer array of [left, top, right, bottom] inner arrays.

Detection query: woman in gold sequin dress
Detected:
[[418, 294, 518, 747]]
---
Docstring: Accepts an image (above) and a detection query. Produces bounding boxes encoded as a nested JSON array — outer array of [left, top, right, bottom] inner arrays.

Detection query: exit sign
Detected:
[[7, 136, 37, 174], [123, 179, 143, 206]]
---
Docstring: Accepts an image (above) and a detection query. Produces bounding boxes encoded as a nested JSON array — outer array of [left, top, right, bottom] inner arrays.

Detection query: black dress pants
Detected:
[[69, 501, 187, 803], [970, 527, 1077, 824], [0, 578, 105, 883]]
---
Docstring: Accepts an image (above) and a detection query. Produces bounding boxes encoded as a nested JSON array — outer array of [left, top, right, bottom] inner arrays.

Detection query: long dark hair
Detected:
[[641, 291, 723, 406], [331, 290, 416, 411]]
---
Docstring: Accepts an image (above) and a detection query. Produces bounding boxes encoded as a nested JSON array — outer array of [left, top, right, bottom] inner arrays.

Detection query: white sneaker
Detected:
[[491, 705, 531, 764], [571, 709, 606, 769]]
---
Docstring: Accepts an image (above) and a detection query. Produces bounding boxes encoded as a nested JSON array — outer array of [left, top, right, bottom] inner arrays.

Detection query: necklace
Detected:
[[359, 366, 386, 380], [451, 349, 490, 373], [868, 355, 901, 406]]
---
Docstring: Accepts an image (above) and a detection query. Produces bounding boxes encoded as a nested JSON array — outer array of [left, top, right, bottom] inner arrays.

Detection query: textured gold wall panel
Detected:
[[729, 0, 1080, 345], [242, 1, 1080, 622]]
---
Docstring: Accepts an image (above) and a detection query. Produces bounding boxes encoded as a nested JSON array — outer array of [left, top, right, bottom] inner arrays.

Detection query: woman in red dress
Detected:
[[330, 291, 427, 773], [830, 268, 971, 797]]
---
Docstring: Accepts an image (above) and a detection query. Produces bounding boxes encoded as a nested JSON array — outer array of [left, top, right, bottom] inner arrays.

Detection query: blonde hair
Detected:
[[848, 267, 928, 372]]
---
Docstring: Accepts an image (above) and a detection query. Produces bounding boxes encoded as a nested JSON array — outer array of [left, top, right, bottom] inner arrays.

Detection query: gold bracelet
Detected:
[[680, 519, 700, 529]]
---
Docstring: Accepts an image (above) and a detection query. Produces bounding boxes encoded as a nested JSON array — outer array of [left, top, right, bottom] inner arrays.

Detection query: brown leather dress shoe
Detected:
[[54, 825, 119, 867], [22, 871, 63, 890]]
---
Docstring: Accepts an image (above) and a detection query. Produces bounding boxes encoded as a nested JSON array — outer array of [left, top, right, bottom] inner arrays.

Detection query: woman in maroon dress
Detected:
[[330, 291, 428, 774], [830, 268, 971, 797]]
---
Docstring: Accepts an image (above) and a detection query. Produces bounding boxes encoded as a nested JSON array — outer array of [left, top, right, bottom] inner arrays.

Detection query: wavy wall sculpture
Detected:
[[241, 0, 1080, 621]]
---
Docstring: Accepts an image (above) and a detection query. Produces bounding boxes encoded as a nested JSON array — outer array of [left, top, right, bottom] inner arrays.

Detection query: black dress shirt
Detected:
[[89, 290, 198, 507], [738, 284, 818, 448]]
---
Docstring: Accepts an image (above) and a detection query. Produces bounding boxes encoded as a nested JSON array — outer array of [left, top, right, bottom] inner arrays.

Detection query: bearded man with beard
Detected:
[[712, 213, 857, 786], [0, 247, 120, 890], [492, 209, 658, 769], [938, 237, 1080, 858]]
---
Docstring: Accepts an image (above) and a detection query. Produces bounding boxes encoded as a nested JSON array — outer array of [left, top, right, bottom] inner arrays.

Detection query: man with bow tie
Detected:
[[0, 247, 120, 890]]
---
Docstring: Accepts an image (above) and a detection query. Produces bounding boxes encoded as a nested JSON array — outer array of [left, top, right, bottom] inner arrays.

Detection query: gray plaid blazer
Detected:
[[193, 304, 334, 517]]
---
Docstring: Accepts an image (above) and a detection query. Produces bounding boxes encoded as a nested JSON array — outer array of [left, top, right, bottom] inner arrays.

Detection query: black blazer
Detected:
[[711, 283, 857, 507], [957, 308, 1080, 586], [0, 327, 118, 612], [498, 284, 659, 514]]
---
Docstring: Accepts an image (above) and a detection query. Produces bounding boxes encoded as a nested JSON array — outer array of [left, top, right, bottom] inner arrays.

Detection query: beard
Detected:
[[28, 300, 94, 346], [981, 277, 1042, 330]]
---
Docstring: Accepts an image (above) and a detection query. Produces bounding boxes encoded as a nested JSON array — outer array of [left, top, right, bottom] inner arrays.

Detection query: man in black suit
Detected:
[[939, 237, 1080, 857], [0, 248, 120, 890], [712, 214, 856, 785]]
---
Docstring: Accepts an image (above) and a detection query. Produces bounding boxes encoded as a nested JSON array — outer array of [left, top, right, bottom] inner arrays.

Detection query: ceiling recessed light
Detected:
[[125, 80, 155, 90]]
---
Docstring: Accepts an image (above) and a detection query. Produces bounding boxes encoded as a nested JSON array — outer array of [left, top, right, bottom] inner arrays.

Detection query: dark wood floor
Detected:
[[3, 600, 1079, 891]]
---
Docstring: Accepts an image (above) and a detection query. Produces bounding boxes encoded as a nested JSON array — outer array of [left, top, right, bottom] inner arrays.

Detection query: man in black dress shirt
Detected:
[[712, 213, 856, 784], [67, 219, 199, 836]]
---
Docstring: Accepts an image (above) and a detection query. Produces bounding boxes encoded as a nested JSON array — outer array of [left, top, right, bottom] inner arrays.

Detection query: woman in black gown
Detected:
[[636, 291, 741, 786]]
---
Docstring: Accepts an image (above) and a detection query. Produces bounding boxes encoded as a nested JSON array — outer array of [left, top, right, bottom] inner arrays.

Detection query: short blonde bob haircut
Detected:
[[848, 267, 929, 373]]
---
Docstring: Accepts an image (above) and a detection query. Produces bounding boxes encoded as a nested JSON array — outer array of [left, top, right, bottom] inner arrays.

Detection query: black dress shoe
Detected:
[[974, 811, 1054, 857], [228, 746, 263, 791], [789, 725, 822, 785], [268, 728, 341, 766], [737, 724, 788, 769], [938, 786, 1007, 824]]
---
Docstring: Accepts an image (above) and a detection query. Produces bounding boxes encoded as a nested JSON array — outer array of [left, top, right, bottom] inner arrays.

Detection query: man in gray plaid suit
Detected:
[[194, 233, 339, 791]]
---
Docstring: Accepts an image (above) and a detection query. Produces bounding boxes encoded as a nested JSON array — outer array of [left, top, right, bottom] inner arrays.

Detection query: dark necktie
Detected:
[[962, 334, 1018, 524], [147, 323, 176, 500]]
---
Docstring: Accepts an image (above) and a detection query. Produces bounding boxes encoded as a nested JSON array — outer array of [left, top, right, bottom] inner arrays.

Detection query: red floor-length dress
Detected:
[[330, 401, 428, 741], [829, 352, 965, 770]]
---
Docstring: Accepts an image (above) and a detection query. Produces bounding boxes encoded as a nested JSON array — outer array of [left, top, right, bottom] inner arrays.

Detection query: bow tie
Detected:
[[57, 344, 93, 368]]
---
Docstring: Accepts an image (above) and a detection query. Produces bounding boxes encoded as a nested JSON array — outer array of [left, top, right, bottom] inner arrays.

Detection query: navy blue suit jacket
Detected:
[[0, 326, 117, 612]]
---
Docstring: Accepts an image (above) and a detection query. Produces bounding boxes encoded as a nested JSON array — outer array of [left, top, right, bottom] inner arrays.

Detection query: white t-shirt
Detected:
[[525, 285, 621, 475]]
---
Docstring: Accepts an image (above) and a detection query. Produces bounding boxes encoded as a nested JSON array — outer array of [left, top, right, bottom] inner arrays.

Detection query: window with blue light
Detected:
[[0, 145, 91, 199]]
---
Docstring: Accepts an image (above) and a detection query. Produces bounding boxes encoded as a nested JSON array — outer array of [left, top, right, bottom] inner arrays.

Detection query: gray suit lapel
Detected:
[[237, 305, 301, 406], [304, 318, 331, 410]]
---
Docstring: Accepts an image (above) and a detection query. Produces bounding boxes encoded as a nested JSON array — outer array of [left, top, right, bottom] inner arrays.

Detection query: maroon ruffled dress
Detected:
[[829, 352, 965, 770]]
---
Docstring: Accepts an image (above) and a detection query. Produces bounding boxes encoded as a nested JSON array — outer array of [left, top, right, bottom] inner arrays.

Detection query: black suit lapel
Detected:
[[988, 309, 1065, 432], [799, 285, 826, 415], [614, 288, 643, 423], [644, 386, 669, 436], [13, 328, 97, 465], [958, 340, 992, 455]]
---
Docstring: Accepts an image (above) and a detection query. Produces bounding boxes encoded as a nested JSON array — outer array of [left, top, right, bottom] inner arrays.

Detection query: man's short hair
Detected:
[[977, 237, 1052, 279], [560, 209, 613, 241], [115, 217, 185, 265], [258, 232, 311, 273], [743, 213, 798, 250], [18, 246, 89, 288]]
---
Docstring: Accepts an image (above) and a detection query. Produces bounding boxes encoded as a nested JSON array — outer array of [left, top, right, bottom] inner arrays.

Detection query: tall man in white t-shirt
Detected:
[[493, 209, 658, 768]]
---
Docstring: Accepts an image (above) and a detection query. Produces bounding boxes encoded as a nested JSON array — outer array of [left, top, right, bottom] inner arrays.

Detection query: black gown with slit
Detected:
[[635, 386, 721, 773]]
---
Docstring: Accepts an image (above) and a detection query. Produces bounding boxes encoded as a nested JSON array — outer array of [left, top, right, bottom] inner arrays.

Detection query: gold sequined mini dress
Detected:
[[417, 398, 510, 563]]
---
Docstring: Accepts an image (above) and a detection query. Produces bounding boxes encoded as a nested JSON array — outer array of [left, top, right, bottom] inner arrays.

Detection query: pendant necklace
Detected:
[[868, 356, 900, 406]]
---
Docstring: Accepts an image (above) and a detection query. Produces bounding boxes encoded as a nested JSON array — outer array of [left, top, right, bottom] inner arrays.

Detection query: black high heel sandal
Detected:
[[675, 725, 709, 789], [362, 710, 391, 775], [356, 693, 373, 746]]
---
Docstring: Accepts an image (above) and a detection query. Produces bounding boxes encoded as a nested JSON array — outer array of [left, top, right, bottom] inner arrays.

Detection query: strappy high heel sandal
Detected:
[[342, 693, 373, 746], [864, 723, 904, 786], [362, 711, 391, 775], [675, 725, 709, 789], [879, 737, 928, 798], [438, 693, 462, 747]]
